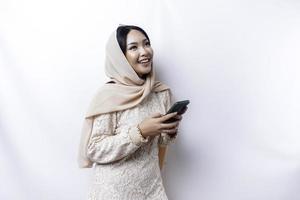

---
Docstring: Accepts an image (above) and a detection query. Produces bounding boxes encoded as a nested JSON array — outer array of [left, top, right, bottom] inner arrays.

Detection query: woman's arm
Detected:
[[86, 113, 148, 164]]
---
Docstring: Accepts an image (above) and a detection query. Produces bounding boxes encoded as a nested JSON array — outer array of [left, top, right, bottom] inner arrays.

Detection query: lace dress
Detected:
[[86, 90, 177, 200]]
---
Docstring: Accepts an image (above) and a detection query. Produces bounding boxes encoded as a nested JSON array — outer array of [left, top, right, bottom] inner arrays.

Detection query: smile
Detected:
[[138, 58, 151, 64]]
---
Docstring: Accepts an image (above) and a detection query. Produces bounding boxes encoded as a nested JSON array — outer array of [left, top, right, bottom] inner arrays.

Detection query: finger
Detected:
[[174, 115, 182, 120], [160, 121, 178, 129], [151, 112, 162, 118], [162, 129, 177, 134], [159, 112, 178, 122]]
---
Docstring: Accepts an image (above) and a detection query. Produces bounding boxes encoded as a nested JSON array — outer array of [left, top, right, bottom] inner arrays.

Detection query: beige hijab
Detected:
[[78, 28, 170, 168]]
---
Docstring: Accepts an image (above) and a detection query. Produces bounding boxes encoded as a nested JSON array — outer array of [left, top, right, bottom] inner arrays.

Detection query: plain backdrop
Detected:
[[1, 0, 300, 199]]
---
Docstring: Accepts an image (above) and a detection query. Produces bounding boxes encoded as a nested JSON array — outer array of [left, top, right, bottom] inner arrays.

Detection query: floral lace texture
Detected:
[[86, 90, 177, 200]]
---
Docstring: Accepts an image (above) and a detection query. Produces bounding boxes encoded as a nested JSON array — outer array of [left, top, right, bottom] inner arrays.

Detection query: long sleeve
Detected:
[[158, 90, 177, 147], [86, 112, 149, 164]]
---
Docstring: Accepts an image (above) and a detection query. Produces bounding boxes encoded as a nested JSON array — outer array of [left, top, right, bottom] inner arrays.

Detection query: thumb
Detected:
[[151, 112, 162, 118]]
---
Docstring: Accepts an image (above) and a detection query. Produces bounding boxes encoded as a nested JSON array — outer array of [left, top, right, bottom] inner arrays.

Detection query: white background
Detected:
[[1, 0, 300, 199]]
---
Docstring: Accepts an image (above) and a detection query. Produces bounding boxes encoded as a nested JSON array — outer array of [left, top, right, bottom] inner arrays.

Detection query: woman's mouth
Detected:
[[138, 58, 151, 64]]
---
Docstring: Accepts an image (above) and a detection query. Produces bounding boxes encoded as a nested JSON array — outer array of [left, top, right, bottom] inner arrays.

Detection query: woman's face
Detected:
[[125, 30, 153, 79]]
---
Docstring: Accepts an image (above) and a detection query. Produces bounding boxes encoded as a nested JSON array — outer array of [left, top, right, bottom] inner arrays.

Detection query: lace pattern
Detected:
[[86, 90, 176, 200]]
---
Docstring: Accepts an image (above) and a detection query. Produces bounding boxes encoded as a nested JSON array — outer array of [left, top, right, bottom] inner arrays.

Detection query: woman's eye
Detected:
[[129, 46, 137, 50], [145, 42, 151, 46]]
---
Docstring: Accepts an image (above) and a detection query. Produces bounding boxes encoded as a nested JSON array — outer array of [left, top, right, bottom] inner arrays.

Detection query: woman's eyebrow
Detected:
[[127, 42, 138, 46], [127, 39, 148, 46]]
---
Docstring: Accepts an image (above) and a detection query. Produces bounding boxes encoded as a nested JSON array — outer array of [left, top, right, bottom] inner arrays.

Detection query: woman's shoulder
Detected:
[[93, 111, 117, 122], [154, 89, 172, 103], [155, 89, 172, 96]]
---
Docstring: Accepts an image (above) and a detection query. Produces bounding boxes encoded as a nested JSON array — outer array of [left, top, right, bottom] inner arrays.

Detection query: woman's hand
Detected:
[[162, 106, 188, 136], [138, 112, 180, 137]]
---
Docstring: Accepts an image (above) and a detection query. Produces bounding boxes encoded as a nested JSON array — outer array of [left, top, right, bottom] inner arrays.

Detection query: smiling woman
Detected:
[[125, 30, 153, 78], [78, 25, 186, 200], [117, 26, 153, 79]]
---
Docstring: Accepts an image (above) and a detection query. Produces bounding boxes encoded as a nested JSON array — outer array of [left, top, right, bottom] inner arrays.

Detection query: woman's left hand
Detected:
[[162, 106, 188, 136]]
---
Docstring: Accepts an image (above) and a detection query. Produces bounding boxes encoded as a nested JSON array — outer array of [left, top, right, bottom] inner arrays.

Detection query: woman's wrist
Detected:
[[137, 123, 147, 138], [129, 125, 149, 145]]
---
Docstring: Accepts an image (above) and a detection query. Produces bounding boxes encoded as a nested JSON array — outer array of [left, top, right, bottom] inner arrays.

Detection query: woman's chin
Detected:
[[138, 69, 152, 79], [143, 68, 152, 75], [138, 62, 152, 69], [138, 64, 151, 72]]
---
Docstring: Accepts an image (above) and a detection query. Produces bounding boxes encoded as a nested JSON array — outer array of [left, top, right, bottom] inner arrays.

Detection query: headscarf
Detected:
[[78, 28, 170, 168]]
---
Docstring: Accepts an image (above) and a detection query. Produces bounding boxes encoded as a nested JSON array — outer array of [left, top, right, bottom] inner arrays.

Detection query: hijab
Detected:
[[78, 28, 170, 168]]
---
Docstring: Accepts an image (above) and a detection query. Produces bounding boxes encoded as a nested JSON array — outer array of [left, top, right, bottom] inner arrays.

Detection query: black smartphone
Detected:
[[163, 100, 190, 123]]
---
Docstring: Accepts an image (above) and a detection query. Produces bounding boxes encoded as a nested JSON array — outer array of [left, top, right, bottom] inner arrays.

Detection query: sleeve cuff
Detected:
[[128, 126, 149, 146]]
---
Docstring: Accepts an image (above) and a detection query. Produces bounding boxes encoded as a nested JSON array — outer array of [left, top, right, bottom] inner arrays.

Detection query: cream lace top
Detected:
[[86, 90, 177, 200]]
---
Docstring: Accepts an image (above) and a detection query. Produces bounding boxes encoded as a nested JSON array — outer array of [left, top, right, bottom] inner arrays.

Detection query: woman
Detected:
[[78, 25, 187, 200]]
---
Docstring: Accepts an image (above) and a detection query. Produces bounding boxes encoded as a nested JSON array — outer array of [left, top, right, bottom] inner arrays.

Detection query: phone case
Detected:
[[164, 100, 190, 123]]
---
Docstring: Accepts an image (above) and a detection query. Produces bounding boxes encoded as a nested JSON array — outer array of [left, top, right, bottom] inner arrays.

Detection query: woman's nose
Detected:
[[139, 47, 148, 56]]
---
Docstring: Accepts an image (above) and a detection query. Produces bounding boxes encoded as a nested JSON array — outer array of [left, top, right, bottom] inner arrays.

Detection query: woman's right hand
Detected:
[[138, 112, 179, 137]]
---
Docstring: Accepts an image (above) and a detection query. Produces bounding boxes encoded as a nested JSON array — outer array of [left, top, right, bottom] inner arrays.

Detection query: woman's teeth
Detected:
[[139, 59, 150, 63]]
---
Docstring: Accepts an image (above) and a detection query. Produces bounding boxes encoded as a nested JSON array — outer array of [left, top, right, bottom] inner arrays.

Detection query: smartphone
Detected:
[[163, 100, 190, 123]]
